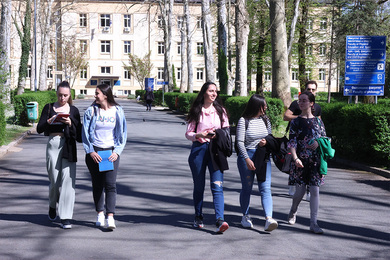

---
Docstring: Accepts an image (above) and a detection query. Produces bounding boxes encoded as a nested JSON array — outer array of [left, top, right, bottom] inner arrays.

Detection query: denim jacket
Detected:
[[82, 104, 127, 155]]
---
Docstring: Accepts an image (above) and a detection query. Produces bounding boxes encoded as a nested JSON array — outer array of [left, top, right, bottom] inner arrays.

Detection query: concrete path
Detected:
[[0, 99, 389, 260]]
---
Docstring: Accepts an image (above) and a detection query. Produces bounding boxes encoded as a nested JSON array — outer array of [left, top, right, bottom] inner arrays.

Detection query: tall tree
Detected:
[[0, 0, 11, 101], [14, 0, 32, 95], [124, 51, 153, 90], [158, 0, 173, 92], [184, 0, 193, 93], [179, 14, 187, 93], [217, 0, 228, 94], [202, 0, 215, 82], [235, 0, 250, 96], [269, 0, 291, 106], [62, 37, 88, 88]]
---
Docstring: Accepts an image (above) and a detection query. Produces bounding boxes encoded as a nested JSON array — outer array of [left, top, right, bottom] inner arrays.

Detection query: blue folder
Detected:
[[97, 150, 114, 172]]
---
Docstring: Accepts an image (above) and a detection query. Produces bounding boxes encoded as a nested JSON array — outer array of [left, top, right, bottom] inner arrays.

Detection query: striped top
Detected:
[[236, 116, 271, 159]]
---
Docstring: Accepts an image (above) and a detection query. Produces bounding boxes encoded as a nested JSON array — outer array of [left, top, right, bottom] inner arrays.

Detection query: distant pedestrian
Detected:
[[37, 81, 82, 229], [185, 82, 230, 234], [284, 80, 322, 199], [287, 91, 327, 234], [144, 87, 154, 111], [236, 94, 278, 232], [82, 84, 127, 230]]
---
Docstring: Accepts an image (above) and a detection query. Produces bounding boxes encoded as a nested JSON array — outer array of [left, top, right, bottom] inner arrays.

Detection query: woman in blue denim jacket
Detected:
[[82, 84, 127, 230]]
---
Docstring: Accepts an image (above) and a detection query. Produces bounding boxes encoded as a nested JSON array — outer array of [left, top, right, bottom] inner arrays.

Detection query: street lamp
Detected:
[[34, 0, 37, 91]]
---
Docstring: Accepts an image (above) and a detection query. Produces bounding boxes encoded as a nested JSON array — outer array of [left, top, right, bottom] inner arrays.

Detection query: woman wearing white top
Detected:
[[236, 94, 278, 232]]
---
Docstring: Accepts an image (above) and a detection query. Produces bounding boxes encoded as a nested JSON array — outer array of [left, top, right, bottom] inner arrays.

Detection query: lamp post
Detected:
[[34, 0, 37, 91]]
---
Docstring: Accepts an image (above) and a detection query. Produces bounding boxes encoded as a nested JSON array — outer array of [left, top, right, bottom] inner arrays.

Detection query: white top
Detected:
[[93, 107, 116, 148], [236, 116, 271, 159]]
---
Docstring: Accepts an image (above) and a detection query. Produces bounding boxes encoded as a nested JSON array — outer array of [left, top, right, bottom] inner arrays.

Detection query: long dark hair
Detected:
[[57, 81, 72, 105], [95, 84, 119, 107], [300, 91, 316, 113], [241, 94, 269, 127], [187, 82, 226, 124]]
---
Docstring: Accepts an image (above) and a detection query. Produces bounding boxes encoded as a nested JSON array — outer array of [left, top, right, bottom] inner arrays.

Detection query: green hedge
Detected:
[[13, 91, 57, 126], [0, 102, 6, 145], [320, 102, 390, 168], [224, 95, 284, 130]]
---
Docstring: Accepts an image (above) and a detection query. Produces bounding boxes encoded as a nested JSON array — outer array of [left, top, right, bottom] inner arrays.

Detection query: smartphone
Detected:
[[207, 132, 215, 137]]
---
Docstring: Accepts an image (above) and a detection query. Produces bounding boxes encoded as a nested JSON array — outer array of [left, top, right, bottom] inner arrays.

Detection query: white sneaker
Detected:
[[96, 213, 105, 227], [106, 216, 116, 230], [288, 186, 295, 196], [306, 192, 311, 201], [241, 215, 253, 228], [264, 218, 278, 232]]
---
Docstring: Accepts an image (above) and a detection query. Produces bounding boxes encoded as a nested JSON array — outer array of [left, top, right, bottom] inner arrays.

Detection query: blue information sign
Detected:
[[156, 81, 169, 85], [344, 36, 386, 96]]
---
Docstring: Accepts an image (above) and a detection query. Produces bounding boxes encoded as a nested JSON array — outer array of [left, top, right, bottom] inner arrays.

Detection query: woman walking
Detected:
[[185, 82, 230, 233], [37, 81, 82, 229], [287, 91, 327, 234], [236, 94, 278, 232], [82, 84, 127, 230]]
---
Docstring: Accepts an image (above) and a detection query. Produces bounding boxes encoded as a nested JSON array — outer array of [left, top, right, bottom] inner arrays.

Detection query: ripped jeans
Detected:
[[188, 141, 224, 221]]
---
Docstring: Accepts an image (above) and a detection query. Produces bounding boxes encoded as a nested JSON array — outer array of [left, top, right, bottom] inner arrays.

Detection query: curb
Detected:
[[330, 157, 390, 179], [0, 127, 35, 158]]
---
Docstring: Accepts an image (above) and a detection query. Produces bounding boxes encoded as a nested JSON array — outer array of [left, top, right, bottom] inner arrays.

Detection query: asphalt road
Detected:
[[0, 98, 389, 260]]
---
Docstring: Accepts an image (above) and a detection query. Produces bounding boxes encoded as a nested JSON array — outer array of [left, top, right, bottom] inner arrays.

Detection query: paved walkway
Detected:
[[0, 99, 389, 260]]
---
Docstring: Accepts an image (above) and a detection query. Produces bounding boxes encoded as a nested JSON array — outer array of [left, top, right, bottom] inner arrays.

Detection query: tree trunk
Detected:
[[184, 0, 193, 93], [0, 0, 12, 101], [179, 16, 187, 93], [217, 0, 228, 94], [202, 0, 215, 83], [256, 34, 265, 95], [17, 0, 32, 95], [269, 0, 291, 106], [38, 0, 55, 91], [161, 0, 173, 92], [235, 0, 249, 96], [298, 0, 308, 92]]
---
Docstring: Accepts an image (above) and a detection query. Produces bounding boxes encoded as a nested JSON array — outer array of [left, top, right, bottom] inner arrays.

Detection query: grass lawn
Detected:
[[3, 125, 32, 146]]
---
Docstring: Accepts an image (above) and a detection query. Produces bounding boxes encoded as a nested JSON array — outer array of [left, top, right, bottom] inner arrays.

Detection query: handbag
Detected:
[[272, 124, 292, 174]]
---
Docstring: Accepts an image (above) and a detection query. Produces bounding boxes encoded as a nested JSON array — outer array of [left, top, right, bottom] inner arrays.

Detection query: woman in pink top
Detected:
[[185, 82, 230, 234]]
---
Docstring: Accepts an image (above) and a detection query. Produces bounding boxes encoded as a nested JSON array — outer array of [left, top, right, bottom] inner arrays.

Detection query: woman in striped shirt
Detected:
[[236, 94, 278, 232]]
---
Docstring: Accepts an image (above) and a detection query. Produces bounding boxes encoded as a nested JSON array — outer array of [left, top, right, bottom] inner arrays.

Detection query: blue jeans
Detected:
[[237, 149, 273, 218], [188, 142, 224, 220]]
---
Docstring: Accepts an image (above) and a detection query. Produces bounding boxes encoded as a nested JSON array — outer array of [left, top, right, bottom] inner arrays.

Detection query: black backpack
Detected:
[[272, 124, 292, 174]]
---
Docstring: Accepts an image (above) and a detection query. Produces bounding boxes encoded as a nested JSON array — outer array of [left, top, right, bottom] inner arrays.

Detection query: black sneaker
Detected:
[[193, 215, 204, 228], [215, 218, 229, 233], [60, 219, 72, 229], [48, 207, 57, 221]]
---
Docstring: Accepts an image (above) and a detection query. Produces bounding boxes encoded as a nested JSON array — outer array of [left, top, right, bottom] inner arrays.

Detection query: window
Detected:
[[124, 69, 131, 79], [197, 42, 204, 55], [80, 89, 87, 95], [124, 41, 131, 54], [80, 68, 87, 79], [177, 42, 181, 55], [47, 66, 53, 78], [197, 16, 202, 29], [158, 15, 164, 28], [264, 70, 271, 81], [306, 44, 313, 55], [100, 14, 110, 27], [319, 43, 326, 56], [124, 14, 131, 28], [196, 68, 203, 80], [101, 41, 111, 53], [80, 40, 87, 53], [292, 69, 298, 81], [80, 14, 87, 27], [27, 65, 31, 78], [157, 68, 164, 80], [158, 42, 165, 54], [305, 70, 312, 80], [307, 19, 313, 30], [101, 67, 111, 74], [177, 16, 184, 29], [320, 18, 327, 30], [319, 69, 326, 81], [177, 67, 181, 80]]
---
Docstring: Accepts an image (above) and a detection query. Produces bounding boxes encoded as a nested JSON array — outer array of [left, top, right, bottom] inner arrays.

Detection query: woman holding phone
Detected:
[[37, 81, 82, 229], [82, 84, 127, 230], [185, 82, 230, 234]]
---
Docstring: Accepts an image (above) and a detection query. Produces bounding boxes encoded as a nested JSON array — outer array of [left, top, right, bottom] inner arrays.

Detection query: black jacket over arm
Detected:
[[209, 127, 232, 172]]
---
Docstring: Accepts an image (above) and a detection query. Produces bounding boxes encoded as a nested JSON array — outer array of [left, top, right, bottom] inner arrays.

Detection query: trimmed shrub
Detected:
[[0, 102, 5, 145], [164, 92, 181, 110], [177, 93, 198, 113], [13, 91, 57, 126]]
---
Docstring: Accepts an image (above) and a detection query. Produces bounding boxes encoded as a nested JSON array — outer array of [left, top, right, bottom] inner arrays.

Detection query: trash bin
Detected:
[[26, 102, 39, 121]]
